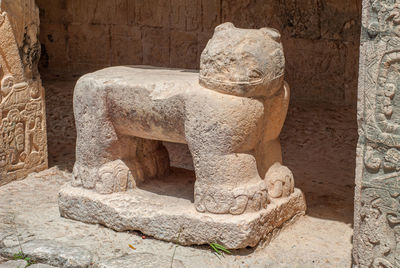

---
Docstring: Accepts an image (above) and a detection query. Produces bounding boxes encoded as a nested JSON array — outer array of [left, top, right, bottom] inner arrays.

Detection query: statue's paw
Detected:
[[195, 181, 268, 215], [72, 163, 101, 189], [194, 188, 232, 214], [229, 195, 249, 215], [265, 162, 294, 199], [96, 160, 134, 194], [230, 181, 268, 214]]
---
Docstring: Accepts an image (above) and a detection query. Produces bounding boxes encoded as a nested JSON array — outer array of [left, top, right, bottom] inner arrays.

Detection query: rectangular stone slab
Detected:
[[58, 170, 306, 249]]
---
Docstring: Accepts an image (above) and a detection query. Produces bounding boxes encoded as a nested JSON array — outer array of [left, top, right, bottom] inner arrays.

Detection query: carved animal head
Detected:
[[200, 22, 285, 98]]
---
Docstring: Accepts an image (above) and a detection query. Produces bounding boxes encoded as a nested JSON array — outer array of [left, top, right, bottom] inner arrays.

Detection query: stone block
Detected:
[[135, 0, 170, 28], [68, 24, 111, 72], [278, 0, 321, 40], [35, 0, 69, 25], [283, 37, 346, 103], [221, 0, 280, 29], [197, 31, 213, 66], [320, 0, 361, 42], [170, 31, 198, 69], [91, 0, 130, 25], [170, 0, 201, 31], [59, 179, 306, 249], [66, 0, 95, 25], [201, 0, 221, 32], [142, 27, 170, 66], [111, 25, 142, 66], [67, 0, 130, 25]]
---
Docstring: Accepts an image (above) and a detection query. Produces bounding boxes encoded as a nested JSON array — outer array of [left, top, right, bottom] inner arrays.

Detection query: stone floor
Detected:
[[0, 75, 357, 267]]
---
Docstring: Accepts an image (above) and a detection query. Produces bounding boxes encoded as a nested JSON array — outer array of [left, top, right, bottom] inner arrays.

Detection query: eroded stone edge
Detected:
[[58, 185, 306, 249]]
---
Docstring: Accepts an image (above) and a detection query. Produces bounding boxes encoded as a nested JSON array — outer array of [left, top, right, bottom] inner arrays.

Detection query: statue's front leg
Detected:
[[185, 114, 268, 215], [184, 91, 269, 215], [191, 151, 269, 215]]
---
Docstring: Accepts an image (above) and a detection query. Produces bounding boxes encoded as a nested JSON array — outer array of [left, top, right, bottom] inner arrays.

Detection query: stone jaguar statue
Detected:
[[72, 22, 294, 215]]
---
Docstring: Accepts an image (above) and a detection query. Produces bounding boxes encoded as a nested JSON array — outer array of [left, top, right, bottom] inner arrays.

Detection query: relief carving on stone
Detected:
[[355, 0, 400, 266], [0, 5, 47, 183]]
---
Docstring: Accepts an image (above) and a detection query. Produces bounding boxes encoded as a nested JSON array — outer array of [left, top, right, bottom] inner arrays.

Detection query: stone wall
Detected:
[[0, 0, 48, 185], [36, 0, 361, 105]]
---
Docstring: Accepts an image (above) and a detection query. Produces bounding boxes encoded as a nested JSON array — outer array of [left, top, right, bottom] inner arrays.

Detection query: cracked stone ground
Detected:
[[0, 76, 356, 267]]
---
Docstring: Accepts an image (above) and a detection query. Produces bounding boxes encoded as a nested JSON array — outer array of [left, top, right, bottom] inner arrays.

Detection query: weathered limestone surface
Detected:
[[0, 260, 28, 268], [0, 0, 48, 185], [36, 0, 360, 105], [59, 23, 306, 248], [29, 264, 57, 268], [59, 173, 305, 249], [97, 253, 186, 268], [0, 260, 57, 268], [0, 239, 93, 267], [353, 1, 400, 267]]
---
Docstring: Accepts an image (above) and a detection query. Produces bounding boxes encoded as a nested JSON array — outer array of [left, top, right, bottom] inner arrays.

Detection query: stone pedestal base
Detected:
[[58, 170, 306, 249]]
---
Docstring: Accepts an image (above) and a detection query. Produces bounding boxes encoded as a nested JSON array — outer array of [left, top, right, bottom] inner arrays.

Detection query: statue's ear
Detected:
[[261, 27, 281, 42], [215, 22, 235, 33]]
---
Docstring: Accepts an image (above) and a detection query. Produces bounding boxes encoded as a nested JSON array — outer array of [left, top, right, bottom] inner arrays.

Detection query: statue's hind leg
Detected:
[[73, 76, 123, 190], [73, 75, 169, 193]]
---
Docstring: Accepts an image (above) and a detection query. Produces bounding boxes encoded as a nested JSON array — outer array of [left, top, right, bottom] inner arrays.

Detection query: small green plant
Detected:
[[13, 251, 33, 267], [13, 252, 25, 260], [209, 242, 231, 256], [10, 213, 33, 268]]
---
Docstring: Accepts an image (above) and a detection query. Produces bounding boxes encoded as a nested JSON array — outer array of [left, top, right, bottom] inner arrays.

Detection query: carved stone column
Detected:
[[354, 1, 400, 267], [0, 0, 47, 185]]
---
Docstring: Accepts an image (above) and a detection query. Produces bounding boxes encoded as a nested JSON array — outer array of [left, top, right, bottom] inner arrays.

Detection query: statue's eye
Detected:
[[249, 69, 263, 79]]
